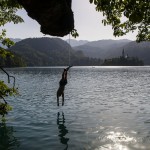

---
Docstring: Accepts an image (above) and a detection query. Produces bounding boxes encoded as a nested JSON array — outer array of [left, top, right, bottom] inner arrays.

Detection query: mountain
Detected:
[[0, 38, 25, 67], [74, 39, 132, 58], [74, 45, 105, 58], [9, 37, 102, 66], [0, 50, 26, 68], [85, 39, 131, 49], [66, 39, 88, 47], [74, 39, 150, 65], [0, 38, 22, 48], [10, 38, 22, 43], [7, 38, 150, 66], [9, 37, 74, 66], [124, 41, 150, 65], [101, 41, 150, 65]]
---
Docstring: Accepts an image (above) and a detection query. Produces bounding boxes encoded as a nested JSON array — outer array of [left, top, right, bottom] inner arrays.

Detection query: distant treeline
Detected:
[[102, 56, 144, 66], [0, 37, 145, 67], [0, 49, 26, 67]]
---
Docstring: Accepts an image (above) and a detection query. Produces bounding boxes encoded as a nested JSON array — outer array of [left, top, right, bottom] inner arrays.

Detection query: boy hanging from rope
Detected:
[[57, 66, 72, 106]]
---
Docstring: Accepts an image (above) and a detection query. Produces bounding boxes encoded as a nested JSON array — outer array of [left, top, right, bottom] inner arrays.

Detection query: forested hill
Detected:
[[74, 39, 132, 59], [74, 40, 150, 65], [9, 37, 102, 66]]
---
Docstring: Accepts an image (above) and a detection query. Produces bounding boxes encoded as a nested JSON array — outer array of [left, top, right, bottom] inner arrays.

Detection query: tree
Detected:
[[0, 0, 23, 117], [0, 0, 23, 57], [90, 0, 150, 42]]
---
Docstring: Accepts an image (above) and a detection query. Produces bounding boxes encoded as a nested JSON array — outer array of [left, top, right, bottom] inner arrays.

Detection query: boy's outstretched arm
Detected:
[[66, 65, 72, 71]]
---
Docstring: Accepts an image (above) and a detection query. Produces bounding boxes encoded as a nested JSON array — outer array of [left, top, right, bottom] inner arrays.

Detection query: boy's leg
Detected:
[[62, 93, 64, 106], [57, 96, 59, 106]]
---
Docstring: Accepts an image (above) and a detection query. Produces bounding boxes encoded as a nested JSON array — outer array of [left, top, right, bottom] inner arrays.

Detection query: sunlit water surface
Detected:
[[0, 66, 150, 150]]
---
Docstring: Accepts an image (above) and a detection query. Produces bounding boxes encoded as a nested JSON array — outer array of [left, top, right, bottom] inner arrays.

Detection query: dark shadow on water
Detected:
[[57, 112, 69, 150], [0, 120, 20, 150]]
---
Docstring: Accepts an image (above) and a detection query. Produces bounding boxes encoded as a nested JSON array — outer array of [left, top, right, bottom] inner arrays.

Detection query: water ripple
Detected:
[[1, 66, 150, 149]]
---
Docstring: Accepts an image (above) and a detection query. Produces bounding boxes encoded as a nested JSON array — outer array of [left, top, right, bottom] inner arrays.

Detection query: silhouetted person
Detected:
[[57, 66, 71, 106]]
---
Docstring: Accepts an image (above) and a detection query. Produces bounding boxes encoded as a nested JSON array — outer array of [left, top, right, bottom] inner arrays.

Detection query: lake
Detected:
[[0, 66, 150, 150]]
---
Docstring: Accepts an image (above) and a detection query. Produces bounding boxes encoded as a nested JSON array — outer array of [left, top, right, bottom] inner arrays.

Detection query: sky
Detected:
[[1, 0, 138, 41]]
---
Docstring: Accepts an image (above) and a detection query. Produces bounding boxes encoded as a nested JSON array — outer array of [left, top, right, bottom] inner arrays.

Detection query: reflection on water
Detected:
[[57, 112, 69, 150], [100, 131, 136, 150], [107, 131, 136, 143], [1, 66, 150, 149], [0, 120, 19, 150]]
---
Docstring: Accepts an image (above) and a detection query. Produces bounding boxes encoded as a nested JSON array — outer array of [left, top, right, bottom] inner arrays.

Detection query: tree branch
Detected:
[[0, 66, 10, 83], [0, 66, 16, 90], [0, 94, 7, 104]]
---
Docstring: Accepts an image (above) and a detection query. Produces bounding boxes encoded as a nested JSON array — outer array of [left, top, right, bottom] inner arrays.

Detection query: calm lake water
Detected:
[[1, 66, 150, 150]]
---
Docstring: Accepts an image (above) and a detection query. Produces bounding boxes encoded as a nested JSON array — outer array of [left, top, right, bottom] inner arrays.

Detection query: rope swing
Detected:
[[56, 33, 72, 106]]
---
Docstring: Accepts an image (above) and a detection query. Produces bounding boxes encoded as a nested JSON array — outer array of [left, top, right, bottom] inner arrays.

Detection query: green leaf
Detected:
[[90, 0, 150, 42], [71, 29, 79, 38]]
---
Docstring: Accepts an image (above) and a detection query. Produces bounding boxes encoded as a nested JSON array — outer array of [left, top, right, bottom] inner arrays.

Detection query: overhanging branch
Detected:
[[0, 94, 7, 104], [0, 66, 16, 90]]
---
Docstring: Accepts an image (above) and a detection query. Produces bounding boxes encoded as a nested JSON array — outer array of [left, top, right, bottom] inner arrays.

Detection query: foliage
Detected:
[[0, 81, 18, 97], [90, 0, 150, 42], [71, 29, 79, 38], [0, 30, 14, 59], [0, 103, 13, 117], [0, 0, 23, 55], [0, 80, 17, 117], [0, 48, 26, 67], [0, 66, 18, 117], [0, 0, 23, 26], [0, 0, 23, 117]]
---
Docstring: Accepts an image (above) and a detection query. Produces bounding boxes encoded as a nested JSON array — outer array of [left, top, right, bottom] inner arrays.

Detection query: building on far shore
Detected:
[[102, 49, 144, 66]]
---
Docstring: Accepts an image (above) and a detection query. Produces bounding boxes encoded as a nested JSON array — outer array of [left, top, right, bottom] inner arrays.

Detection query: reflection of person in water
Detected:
[[57, 66, 71, 106], [57, 112, 69, 150]]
